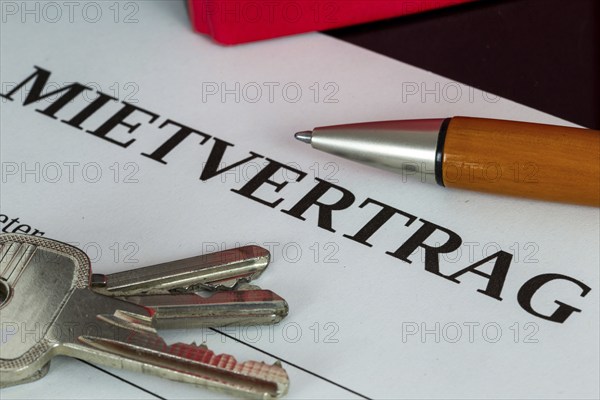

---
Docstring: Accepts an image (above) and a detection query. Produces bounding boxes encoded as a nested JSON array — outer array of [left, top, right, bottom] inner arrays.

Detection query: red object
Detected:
[[188, 0, 472, 45]]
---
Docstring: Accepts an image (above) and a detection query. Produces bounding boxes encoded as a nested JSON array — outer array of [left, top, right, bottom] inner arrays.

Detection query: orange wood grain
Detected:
[[442, 117, 600, 206]]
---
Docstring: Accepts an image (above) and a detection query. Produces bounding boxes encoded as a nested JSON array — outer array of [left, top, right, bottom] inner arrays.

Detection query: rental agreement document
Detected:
[[1, 1, 598, 399]]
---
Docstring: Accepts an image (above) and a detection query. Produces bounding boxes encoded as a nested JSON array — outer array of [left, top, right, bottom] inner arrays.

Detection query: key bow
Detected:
[[0, 234, 290, 399]]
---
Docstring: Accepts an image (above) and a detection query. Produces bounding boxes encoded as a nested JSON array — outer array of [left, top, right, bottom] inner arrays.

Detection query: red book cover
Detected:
[[188, 0, 472, 45]]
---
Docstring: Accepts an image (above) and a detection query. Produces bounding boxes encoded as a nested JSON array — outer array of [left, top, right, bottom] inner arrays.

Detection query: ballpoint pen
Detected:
[[294, 117, 600, 206]]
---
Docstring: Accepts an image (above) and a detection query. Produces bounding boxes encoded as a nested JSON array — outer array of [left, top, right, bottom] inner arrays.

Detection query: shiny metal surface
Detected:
[[124, 288, 289, 329], [92, 246, 288, 329], [0, 234, 90, 363], [308, 119, 444, 183], [294, 131, 312, 144], [0, 234, 290, 398], [92, 245, 270, 296]]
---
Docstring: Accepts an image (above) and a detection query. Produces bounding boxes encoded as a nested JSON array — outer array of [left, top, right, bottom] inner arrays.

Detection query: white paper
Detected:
[[1, 1, 598, 399]]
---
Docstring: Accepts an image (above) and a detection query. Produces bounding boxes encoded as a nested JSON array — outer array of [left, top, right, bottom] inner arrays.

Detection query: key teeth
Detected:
[[80, 333, 289, 398], [163, 342, 290, 398]]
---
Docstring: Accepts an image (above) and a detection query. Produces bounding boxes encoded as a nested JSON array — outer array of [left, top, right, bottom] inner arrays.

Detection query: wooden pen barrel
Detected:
[[440, 117, 600, 206]]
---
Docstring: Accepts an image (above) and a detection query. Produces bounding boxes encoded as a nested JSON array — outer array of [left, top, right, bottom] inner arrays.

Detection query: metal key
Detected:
[[0, 234, 289, 398], [91, 244, 272, 295], [90, 245, 288, 329]]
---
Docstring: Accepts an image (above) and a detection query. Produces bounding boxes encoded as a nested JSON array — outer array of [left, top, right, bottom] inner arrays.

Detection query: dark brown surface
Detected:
[[326, 0, 600, 129]]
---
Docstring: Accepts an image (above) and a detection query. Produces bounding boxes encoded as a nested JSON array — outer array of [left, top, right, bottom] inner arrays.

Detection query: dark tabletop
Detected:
[[326, 0, 599, 129]]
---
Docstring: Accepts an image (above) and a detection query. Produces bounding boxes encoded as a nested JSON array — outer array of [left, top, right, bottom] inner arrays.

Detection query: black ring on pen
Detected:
[[435, 118, 451, 187]]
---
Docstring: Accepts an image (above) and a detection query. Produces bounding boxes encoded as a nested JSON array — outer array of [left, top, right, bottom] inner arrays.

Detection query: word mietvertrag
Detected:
[[0, 66, 591, 323]]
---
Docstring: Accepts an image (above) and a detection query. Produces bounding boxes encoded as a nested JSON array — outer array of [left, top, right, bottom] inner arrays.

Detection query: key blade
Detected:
[[92, 246, 270, 296], [122, 290, 289, 329], [78, 333, 289, 399]]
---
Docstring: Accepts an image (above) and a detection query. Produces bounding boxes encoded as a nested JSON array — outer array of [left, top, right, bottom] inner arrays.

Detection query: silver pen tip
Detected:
[[294, 131, 312, 144]]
